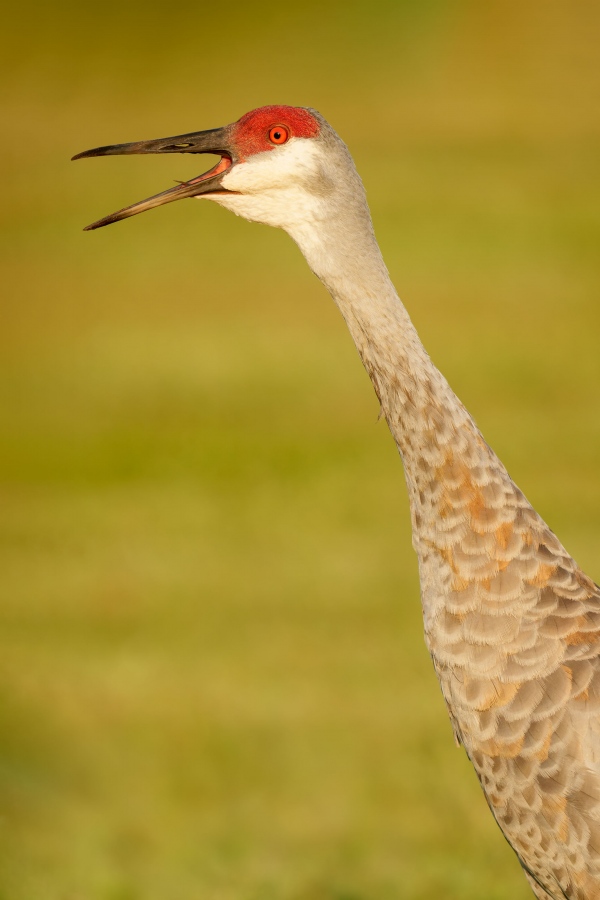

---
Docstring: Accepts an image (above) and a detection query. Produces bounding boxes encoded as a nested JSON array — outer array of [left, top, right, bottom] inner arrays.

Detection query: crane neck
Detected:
[[288, 210, 478, 472]]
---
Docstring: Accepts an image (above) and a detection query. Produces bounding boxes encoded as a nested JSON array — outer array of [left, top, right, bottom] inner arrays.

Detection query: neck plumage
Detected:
[[289, 207, 500, 538]]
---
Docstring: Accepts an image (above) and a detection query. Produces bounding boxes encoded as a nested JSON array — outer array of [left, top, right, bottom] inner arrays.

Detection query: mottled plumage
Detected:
[[76, 105, 600, 898], [391, 365, 600, 900], [351, 265, 600, 899]]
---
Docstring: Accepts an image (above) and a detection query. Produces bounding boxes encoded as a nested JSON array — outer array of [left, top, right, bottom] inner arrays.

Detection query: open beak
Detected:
[[72, 124, 236, 230]]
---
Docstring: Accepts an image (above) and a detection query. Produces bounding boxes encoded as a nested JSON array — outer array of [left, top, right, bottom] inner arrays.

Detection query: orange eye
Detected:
[[268, 125, 289, 145]]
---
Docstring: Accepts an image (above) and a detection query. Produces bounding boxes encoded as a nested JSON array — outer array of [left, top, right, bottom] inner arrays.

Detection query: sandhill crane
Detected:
[[74, 105, 600, 900]]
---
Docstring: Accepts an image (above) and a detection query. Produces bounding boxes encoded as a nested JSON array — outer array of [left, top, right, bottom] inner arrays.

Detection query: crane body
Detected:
[[74, 106, 600, 900]]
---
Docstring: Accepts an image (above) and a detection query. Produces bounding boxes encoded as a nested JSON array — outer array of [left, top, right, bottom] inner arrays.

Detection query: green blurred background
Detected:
[[1, 1, 599, 897]]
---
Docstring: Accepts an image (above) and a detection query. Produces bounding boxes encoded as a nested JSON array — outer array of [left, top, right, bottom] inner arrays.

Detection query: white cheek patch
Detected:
[[203, 138, 333, 236], [221, 139, 326, 194]]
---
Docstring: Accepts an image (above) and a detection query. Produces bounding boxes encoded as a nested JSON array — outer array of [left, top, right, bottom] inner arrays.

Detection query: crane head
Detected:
[[73, 105, 345, 233]]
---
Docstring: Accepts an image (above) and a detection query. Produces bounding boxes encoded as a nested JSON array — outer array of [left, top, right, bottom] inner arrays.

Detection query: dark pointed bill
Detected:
[[72, 125, 236, 230]]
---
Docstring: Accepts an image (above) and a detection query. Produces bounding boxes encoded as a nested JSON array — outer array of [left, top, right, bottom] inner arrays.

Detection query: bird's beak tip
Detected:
[[72, 149, 95, 161]]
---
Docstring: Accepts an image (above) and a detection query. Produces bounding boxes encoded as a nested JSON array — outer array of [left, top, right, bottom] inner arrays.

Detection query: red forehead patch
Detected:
[[232, 105, 320, 159]]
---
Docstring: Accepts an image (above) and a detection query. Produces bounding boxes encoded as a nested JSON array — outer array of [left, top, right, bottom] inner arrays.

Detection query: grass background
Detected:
[[1, 0, 599, 897]]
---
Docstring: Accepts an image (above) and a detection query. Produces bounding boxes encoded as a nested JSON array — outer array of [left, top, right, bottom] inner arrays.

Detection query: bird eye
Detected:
[[268, 126, 289, 145]]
